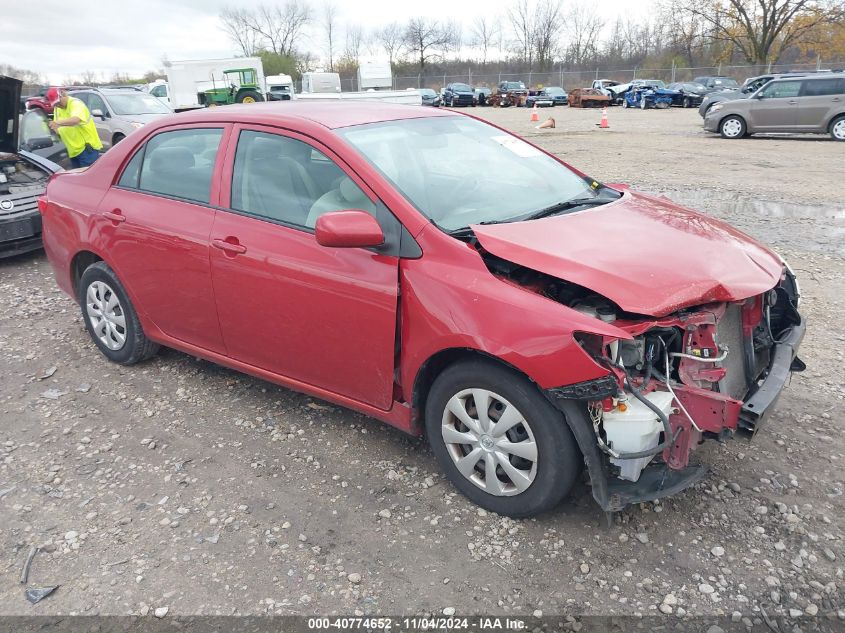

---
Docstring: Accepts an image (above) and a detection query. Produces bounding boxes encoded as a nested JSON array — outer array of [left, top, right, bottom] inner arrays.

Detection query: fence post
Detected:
[[498, 72, 502, 84], [596, 68, 599, 80], [468, 67, 472, 85], [443, 74, 446, 88], [671, 60, 676, 83], [717, 62, 722, 75], [816, 54, 821, 71], [633, 67, 638, 80], [766, 61, 771, 73], [418, 74, 421, 89]]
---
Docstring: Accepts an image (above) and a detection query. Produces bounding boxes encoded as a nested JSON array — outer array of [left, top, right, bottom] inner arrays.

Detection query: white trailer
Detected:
[[301, 72, 341, 94], [163, 57, 266, 111], [357, 60, 392, 91]]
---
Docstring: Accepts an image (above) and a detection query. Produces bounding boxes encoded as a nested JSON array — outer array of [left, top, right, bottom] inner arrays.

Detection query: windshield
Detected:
[[452, 84, 471, 91], [545, 87, 565, 95], [106, 93, 171, 115], [420, 89, 436, 97], [684, 83, 705, 91], [339, 116, 603, 232], [713, 78, 738, 88], [505, 82, 525, 90]]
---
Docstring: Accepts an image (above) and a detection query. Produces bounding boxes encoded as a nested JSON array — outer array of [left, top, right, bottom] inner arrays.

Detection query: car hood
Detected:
[[0, 76, 22, 154], [471, 190, 783, 317]]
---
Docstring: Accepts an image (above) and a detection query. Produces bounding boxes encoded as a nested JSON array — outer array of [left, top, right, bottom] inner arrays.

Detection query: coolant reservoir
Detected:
[[603, 391, 675, 482]]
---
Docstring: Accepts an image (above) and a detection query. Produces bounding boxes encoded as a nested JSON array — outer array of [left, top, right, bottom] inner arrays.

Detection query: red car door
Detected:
[[96, 125, 229, 353], [209, 125, 400, 409]]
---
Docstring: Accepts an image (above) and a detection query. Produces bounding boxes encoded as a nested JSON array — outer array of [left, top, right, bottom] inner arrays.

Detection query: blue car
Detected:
[[543, 86, 568, 105], [623, 80, 681, 109]]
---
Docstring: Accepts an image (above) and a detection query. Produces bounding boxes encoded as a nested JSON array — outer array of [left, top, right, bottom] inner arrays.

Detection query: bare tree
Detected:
[[220, 6, 261, 56], [564, 1, 605, 65], [322, 2, 338, 71], [533, 0, 564, 69], [671, 0, 843, 63], [470, 16, 501, 64], [403, 17, 454, 70], [243, 2, 312, 57], [507, 0, 536, 66], [344, 24, 365, 64], [377, 22, 405, 64]]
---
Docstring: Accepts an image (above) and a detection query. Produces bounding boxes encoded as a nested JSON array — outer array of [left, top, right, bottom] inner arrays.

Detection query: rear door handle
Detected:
[[833, 97, 842, 102], [212, 238, 247, 255], [787, 100, 798, 104], [103, 209, 125, 223]]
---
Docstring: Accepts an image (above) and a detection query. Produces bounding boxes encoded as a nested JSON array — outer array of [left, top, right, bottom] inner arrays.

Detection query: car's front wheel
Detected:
[[425, 360, 581, 517], [830, 115, 845, 141], [78, 261, 159, 365], [720, 115, 747, 139], [683, 97, 692, 108]]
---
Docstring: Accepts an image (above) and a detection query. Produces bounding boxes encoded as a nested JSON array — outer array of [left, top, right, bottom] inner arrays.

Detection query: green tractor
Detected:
[[200, 68, 264, 107]]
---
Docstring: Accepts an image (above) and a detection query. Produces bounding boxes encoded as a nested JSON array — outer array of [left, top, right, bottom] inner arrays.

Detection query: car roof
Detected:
[[165, 101, 458, 130], [768, 73, 839, 83]]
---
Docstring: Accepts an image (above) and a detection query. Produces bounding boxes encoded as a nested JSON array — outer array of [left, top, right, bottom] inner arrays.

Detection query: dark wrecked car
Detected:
[[39, 102, 804, 517], [666, 82, 707, 108], [623, 80, 681, 109], [1, 76, 65, 258]]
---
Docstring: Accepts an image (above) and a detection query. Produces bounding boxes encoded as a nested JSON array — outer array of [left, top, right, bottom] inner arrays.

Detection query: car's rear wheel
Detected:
[[830, 115, 845, 141], [425, 360, 581, 517], [683, 97, 692, 108], [720, 115, 746, 139], [78, 261, 159, 365], [112, 133, 125, 146]]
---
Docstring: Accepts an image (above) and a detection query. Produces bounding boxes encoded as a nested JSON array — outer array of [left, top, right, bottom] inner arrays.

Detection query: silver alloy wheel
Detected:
[[722, 117, 743, 138], [441, 388, 537, 496], [833, 119, 845, 140], [86, 281, 127, 351]]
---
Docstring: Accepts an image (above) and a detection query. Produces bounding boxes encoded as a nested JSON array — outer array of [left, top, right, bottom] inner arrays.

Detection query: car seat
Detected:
[[141, 146, 210, 203], [305, 177, 375, 228]]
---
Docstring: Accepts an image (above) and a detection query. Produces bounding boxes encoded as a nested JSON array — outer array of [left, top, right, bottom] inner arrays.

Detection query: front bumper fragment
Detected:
[[738, 315, 806, 436]]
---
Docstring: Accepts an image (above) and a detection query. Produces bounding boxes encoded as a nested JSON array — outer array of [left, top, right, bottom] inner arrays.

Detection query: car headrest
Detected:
[[249, 139, 281, 162], [339, 177, 367, 206], [149, 146, 194, 174]]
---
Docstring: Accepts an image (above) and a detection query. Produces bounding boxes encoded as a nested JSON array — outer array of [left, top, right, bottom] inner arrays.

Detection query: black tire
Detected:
[[683, 97, 691, 108], [112, 133, 125, 146], [720, 115, 747, 139], [236, 89, 264, 103], [830, 115, 845, 141], [78, 261, 159, 365], [425, 360, 582, 517]]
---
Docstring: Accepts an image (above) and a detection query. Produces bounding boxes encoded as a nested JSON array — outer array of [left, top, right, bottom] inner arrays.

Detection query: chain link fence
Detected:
[[392, 60, 845, 91]]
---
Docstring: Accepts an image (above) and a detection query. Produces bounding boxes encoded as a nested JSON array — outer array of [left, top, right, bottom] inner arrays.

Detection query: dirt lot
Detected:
[[1, 106, 844, 625]]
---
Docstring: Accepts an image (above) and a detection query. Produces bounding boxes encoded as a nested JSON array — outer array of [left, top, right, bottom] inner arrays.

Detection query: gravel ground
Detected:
[[1, 105, 843, 625]]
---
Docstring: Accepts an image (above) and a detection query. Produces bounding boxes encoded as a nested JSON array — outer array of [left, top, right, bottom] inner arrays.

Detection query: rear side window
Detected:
[[760, 81, 802, 98], [126, 128, 223, 204], [802, 78, 844, 97]]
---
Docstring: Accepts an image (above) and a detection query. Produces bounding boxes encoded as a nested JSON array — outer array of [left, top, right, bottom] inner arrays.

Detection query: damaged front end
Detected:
[[488, 254, 806, 512]]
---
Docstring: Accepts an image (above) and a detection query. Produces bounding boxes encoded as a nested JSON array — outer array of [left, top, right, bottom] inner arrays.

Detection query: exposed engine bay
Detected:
[[0, 154, 49, 197], [481, 250, 804, 486]]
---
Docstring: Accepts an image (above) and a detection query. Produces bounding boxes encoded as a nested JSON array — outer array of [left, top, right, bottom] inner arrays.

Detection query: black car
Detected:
[[543, 86, 568, 105], [442, 83, 475, 107], [666, 82, 707, 107], [473, 87, 492, 106], [420, 88, 441, 107], [1, 76, 64, 258], [692, 76, 740, 93]]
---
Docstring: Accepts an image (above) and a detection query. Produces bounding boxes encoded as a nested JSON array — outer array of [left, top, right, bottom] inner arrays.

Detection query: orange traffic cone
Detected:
[[536, 117, 555, 130], [598, 107, 609, 129], [530, 104, 539, 122]]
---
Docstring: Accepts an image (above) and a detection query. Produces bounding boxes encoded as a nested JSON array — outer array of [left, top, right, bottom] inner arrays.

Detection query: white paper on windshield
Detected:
[[490, 135, 543, 158]]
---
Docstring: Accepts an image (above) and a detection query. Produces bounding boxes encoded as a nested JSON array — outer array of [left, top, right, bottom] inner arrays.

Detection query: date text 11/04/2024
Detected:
[[307, 617, 528, 631]]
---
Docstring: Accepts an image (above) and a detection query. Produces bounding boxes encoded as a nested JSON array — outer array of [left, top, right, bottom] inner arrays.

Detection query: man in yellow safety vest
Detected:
[[45, 87, 103, 168]]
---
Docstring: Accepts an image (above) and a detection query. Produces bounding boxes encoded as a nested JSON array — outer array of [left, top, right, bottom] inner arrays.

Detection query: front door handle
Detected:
[[787, 100, 798, 104], [833, 97, 842, 102], [212, 238, 247, 255], [103, 209, 126, 223]]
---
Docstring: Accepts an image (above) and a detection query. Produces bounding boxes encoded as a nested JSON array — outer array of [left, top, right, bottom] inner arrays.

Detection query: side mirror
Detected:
[[315, 210, 385, 249], [24, 137, 54, 151], [91, 108, 106, 118]]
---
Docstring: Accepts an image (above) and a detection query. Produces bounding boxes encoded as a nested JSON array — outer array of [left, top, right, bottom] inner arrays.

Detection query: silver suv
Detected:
[[704, 74, 845, 141], [69, 88, 172, 149]]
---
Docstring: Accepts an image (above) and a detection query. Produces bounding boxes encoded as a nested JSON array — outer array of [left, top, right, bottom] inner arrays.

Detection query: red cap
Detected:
[[45, 87, 62, 105]]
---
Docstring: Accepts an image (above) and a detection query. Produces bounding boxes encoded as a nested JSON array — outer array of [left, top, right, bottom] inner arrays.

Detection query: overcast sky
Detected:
[[4, 0, 654, 83]]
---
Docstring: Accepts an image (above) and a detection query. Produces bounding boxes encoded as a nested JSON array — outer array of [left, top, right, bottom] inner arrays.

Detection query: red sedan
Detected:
[[39, 103, 805, 517]]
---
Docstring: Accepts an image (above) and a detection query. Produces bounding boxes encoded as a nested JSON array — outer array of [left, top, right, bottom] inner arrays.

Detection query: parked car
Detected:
[[591, 79, 621, 100], [623, 81, 680, 109], [69, 87, 173, 149], [39, 102, 805, 517], [473, 87, 492, 106], [26, 85, 91, 116], [698, 73, 808, 117], [492, 81, 528, 107], [568, 88, 612, 108], [704, 74, 845, 140], [666, 82, 707, 107], [442, 83, 475, 107], [525, 90, 554, 108], [1, 76, 64, 258], [419, 88, 441, 107], [692, 76, 739, 93], [543, 86, 568, 105]]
